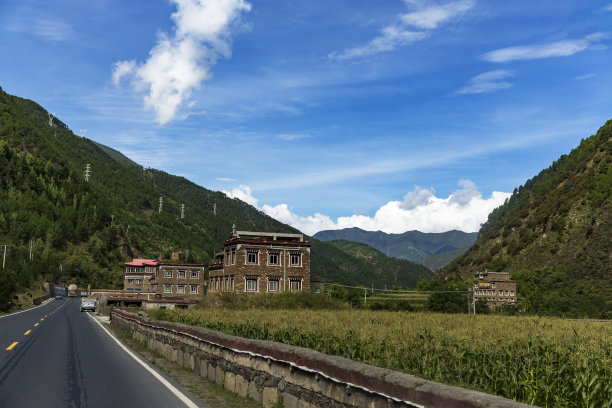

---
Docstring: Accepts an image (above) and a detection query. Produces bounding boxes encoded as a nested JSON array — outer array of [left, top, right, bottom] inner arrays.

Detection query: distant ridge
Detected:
[[314, 227, 477, 269]]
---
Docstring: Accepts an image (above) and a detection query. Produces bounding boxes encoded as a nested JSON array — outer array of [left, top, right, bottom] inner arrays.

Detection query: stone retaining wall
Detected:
[[110, 310, 534, 408]]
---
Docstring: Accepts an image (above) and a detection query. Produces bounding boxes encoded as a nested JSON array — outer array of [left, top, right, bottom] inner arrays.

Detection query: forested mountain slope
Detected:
[[0, 87, 393, 304], [442, 120, 612, 317], [325, 240, 433, 288]]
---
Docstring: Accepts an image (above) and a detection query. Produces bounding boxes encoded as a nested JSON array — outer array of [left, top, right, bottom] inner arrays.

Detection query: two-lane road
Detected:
[[0, 297, 204, 408]]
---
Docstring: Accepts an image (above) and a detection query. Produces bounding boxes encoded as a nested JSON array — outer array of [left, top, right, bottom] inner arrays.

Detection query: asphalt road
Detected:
[[0, 297, 204, 408]]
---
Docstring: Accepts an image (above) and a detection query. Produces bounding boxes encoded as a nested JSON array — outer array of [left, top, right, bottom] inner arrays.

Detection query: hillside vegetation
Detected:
[[325, 239, 433, 288], [442, 120, 612, 317], [0, 87, 408, 307]]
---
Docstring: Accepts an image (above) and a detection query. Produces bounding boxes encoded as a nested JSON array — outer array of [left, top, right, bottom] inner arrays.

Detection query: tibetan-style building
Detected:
[[209, 231, 311, 293]]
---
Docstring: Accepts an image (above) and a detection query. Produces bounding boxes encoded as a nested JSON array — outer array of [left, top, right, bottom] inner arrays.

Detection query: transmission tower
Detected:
[[79, 129, 88, 138], [84, 164, 91, 182], [29, 239, 35, 260], [48, 112, 55, 127], [158, 197, 163, 214], [181, 204, 185, 219], [1, 244, 9, 269]]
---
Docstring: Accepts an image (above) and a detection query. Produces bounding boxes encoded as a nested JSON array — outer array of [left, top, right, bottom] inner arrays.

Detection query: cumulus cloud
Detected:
[[481, 33, 607, 63], [455, 70, 514, 95], [223, 184, 258, 207], [223, 180, 510, 235], [112, 0, 251, 124], [330, 0, 474, 60]]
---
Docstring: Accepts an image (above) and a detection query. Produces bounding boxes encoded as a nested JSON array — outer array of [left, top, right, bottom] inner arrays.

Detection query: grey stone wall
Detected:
[[111, 310, 534, 408]]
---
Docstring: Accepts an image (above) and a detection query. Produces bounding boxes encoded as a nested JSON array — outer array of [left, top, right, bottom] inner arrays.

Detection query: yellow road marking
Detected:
[[34, 323, 39, 327], [6, 342, 18, 351], [24, 330, 31, 336], [40, 318, 44, 321]]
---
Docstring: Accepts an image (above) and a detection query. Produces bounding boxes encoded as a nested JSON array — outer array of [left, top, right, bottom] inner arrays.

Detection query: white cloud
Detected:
[[455, 70, 514, 95], [574, 73, 596, 81], [223, 180, 510, 235], [8, 18, 74, 42], [603, 3, 612, 12], [481, 33, 607, 63], [277, 134, 310, 141], [330, 0, 474, 60], [112, 0, 251, 124], [223, 184, 258, 207]]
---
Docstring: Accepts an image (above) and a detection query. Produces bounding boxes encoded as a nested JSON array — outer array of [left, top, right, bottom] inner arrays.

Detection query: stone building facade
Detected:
[[209, 231, 311, 294], [123, 259, 207, 301], [473, 271, 516, 307]]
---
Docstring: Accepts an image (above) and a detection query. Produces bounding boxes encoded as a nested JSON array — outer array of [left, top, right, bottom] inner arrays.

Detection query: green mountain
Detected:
[[313, 227, 477, 268], [325, 240, 433, 288], [0, 87, 409, 305], [441, 121, 612, 318]]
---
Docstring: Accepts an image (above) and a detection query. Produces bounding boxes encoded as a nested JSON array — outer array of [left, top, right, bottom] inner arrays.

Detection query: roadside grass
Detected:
[[109, 325, 261, 408]]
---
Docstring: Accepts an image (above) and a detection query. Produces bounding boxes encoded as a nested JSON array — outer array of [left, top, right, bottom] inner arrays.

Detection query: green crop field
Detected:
[[148, 308, 612, 407]]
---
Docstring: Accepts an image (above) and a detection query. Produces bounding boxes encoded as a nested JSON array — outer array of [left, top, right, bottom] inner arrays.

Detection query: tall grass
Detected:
[[149, 308, 612, 407]]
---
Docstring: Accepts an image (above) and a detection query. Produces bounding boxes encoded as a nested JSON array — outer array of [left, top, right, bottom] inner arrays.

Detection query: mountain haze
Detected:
[[314, 227, 477, 269]]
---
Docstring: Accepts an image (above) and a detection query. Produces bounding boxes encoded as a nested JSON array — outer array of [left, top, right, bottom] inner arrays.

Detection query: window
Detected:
[[190, 270, 198, 279], [247, 251, 258, 264], [231, 248, 236, 265], [245, 277, 258, 292], [164, 285, 172, 293], [268, 279, 279, 292], [290, 279, 301, 292], [230, 276, 235, 291], [177, 285, 185, 294], [165, 270, 172, 278], [225, 250, 230, 265], [290, 253, 301, 266], [178, 270, 186, 279], [190, 284, 198, 294], [127, 278, 134, 284], [135, 279, 142, 285], [268, 252, 279, 265]]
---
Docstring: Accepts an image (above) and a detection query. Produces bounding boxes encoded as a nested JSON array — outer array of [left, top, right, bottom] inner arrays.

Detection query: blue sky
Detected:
[[1, 0, 611, 234]]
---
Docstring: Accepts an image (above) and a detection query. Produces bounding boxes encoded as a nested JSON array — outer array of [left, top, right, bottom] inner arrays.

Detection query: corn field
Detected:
[[149, 308, 612, 407]]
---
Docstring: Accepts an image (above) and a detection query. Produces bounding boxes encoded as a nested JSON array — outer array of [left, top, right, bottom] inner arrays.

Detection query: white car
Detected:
[[80, 298, 96, 312]]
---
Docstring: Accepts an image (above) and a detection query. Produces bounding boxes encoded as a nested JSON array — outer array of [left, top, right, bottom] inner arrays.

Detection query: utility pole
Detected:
[[1, 245, 9, 269], [213, 202, 217, 260], [181, 204, 185, 219], [84, 164, 91, 182], [29, 239, 35, 260], [158, 197, 163, 214]]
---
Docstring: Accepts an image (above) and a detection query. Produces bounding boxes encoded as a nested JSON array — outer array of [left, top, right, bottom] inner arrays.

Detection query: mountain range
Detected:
[[314, 228, 477, 270], [0, 86, 429, 304]]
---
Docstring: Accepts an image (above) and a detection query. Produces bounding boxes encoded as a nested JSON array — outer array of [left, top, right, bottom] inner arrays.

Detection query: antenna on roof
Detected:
[[79, 129, 87, 138], [48, 112, 55, 127]]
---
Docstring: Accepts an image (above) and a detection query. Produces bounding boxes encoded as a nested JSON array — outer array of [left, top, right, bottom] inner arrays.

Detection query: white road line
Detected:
[[0, 298, 55, 320], [87, 313, 199, 408]]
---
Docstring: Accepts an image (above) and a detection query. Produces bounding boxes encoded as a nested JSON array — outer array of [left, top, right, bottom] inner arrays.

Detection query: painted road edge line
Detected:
[[0, 297, 55, 320], [87, 313, 199, 408]]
